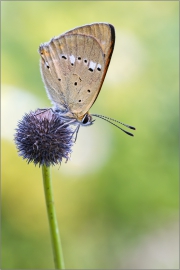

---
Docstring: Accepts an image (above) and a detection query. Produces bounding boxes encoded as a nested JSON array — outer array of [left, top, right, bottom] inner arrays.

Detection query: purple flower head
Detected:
[[14, 109, 74, 166]]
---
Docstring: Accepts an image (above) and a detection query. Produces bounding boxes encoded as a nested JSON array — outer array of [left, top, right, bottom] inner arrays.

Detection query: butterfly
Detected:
[[39, 22, 135, 137]]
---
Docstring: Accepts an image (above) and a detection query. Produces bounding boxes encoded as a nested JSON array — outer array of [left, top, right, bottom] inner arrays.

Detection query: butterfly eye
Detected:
[[82, 114, 89, 124], [81, 114, 93, 126]]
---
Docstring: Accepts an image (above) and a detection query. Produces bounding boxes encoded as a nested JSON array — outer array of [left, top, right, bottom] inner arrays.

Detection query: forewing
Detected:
[[39, 23, 115, 119], [39, 34, 105, 119], [63, 22, 115, 109], [63, 22, 115, 67]]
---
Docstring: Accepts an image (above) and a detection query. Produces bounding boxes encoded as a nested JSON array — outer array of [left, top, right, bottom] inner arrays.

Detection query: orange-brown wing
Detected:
[[39, 23, 115, 120], [63, 23, 115, 108]]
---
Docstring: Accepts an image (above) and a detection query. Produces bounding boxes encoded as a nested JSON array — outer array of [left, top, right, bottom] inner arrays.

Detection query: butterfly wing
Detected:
[[64, 23, 115, 74], [39, 23, 115, 120], [64, 23, 115, 109]]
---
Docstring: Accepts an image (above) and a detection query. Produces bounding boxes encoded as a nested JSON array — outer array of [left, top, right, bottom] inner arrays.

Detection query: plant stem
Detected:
[[42, 165, 65, 269]]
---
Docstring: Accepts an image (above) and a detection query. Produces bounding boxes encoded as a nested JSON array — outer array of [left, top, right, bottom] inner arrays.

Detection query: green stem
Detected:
[[42, 165, 65, 269]]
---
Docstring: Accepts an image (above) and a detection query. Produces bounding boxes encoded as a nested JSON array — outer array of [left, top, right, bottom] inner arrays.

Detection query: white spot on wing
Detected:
[[97, 64, 102, 70], [69, 55, 75, 65], [89, 61, 96, 71]]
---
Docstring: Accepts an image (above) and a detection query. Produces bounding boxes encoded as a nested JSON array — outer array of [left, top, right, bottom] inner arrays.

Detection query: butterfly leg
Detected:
[[34, 108, 54, 116], [71, 124, 80, 143]]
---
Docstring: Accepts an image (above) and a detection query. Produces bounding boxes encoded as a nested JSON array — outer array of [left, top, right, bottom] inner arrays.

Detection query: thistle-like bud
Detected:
[[14, 109, 74, 166]]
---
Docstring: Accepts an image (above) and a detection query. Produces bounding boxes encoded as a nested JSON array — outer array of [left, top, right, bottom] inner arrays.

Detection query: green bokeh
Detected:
[[1, 1, 179, 269]]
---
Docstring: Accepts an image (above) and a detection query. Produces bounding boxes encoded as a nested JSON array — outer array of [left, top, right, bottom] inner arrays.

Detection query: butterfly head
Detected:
[[54, 108, 94, 127]]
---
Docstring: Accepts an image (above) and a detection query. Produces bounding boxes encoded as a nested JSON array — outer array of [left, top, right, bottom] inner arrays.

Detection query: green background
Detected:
[[1, 1, 179, 269]]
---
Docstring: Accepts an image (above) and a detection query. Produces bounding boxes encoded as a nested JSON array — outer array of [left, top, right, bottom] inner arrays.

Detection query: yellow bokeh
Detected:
[[1, 1, 179, 269]]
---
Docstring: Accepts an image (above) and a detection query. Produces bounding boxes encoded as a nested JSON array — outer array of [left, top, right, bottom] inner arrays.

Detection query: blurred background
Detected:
[[1, 1, 179, 269]]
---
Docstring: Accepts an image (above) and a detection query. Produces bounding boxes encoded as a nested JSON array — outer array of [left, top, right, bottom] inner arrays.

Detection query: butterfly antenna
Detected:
[[92, 114, 136, 137]]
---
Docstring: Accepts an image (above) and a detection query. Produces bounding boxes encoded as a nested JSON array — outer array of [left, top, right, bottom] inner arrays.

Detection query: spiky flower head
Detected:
[[14, 109, 74, 166]]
